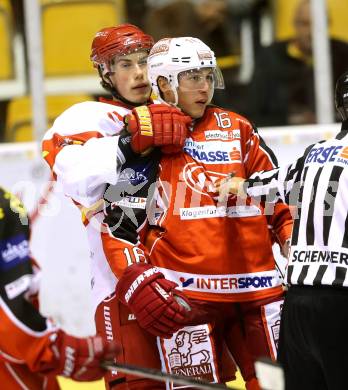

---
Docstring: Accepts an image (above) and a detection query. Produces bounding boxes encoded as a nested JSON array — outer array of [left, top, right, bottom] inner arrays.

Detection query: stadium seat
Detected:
[[272, 0, 298, 41], [41, 0, 125, 77], [0, 0, 26, 100], [327, 0, 348, 42], [5, 94, 93, 142], [0, 0, 13, 80]]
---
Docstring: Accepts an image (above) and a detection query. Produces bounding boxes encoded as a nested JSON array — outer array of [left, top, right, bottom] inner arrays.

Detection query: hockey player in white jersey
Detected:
[[43, 24, 190, 208]]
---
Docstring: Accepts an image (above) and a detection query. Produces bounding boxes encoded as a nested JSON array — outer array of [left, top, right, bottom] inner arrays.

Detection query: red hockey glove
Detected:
[[116, 263, 190, 338], [45, 331, 119, 381], [125, 104, 192, 154]]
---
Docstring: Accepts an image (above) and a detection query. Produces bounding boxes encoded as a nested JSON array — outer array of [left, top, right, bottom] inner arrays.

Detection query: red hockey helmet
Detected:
[[90, 24, 154, 69]]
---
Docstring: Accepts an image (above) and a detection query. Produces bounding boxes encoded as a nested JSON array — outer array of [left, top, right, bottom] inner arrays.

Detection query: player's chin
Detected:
[[188, 103, 207, 119], [129, 87, 151, 103]]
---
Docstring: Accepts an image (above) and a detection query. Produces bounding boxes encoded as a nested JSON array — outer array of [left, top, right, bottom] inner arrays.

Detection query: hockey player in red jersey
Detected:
[[42, 25, 236, 390], [0, 187, 118, 389], [101, 37, 293, 389]]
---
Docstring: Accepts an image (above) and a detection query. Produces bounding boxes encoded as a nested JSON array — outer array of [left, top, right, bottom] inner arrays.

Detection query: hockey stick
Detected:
[[102, 361, 237, 389]]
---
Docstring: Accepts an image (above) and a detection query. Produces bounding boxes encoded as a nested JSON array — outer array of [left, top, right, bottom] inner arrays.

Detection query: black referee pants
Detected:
[[278, 286, 348, 390]]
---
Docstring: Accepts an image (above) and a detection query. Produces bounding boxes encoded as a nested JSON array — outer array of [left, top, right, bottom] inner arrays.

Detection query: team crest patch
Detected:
[[159, 324, 218, 389], [261, 299, 284, 360]]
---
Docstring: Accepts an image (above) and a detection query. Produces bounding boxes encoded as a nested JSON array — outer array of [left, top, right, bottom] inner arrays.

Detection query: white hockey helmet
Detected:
[[147, 37, 225, 103]]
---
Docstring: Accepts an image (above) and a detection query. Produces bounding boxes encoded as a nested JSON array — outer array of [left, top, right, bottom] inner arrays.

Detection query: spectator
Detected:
[[247, 0, 348, 126], [144, 0, 244, 111]]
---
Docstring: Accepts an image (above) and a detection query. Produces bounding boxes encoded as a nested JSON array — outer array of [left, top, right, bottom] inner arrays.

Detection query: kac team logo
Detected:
[[182, 163, 226, 197]]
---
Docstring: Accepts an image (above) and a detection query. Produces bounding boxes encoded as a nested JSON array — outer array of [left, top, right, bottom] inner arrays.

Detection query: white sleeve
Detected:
[[54, 136, 121, 207], [43, 101, 130, 207]]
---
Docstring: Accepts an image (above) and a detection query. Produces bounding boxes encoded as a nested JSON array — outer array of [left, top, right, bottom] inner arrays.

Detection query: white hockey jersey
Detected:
[[42, 98, 133, 312]]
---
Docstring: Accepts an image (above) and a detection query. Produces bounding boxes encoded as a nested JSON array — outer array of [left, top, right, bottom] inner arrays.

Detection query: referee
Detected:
[[218, 71, 348, 390]]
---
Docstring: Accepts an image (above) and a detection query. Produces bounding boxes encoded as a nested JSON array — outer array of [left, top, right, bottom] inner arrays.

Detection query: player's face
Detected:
[[177, 68, 214, 118], [109, 51, 151, 104]]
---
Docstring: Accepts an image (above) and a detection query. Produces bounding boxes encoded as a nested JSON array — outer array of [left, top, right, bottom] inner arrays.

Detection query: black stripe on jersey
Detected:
[[253, 171, 276, 187], [285, 164, 293, 182], [0, 262, 47, 332], [297, 265, 310, 285], [257, 133, 279, 166], [285, 145, 312, 184], [284, 145, 314, 206], [306, 167, 323, 245], [287, 265, 294, 284], [332, 266, 347, 287], [291, 166, 309, 245], [247, 171, 279, 203], [342, 211, 348, 248], [313, 265, 328, 285], [323, 166, 344, 245]]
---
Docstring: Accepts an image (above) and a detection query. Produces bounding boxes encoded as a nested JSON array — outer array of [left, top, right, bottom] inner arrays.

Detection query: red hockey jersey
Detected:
[[102, 106, 292, 302]]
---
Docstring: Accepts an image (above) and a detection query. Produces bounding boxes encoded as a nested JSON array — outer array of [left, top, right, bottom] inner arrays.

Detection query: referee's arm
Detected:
[[245, 144, 315, 204]]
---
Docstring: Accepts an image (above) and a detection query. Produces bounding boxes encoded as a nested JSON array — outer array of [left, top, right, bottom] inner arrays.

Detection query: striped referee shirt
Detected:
[[244, 125, 348, 288]]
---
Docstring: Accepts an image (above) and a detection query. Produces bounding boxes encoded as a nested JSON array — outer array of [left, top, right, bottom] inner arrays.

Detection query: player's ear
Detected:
[[158, 76, 175, 103], [158, 76, 170, 93]]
